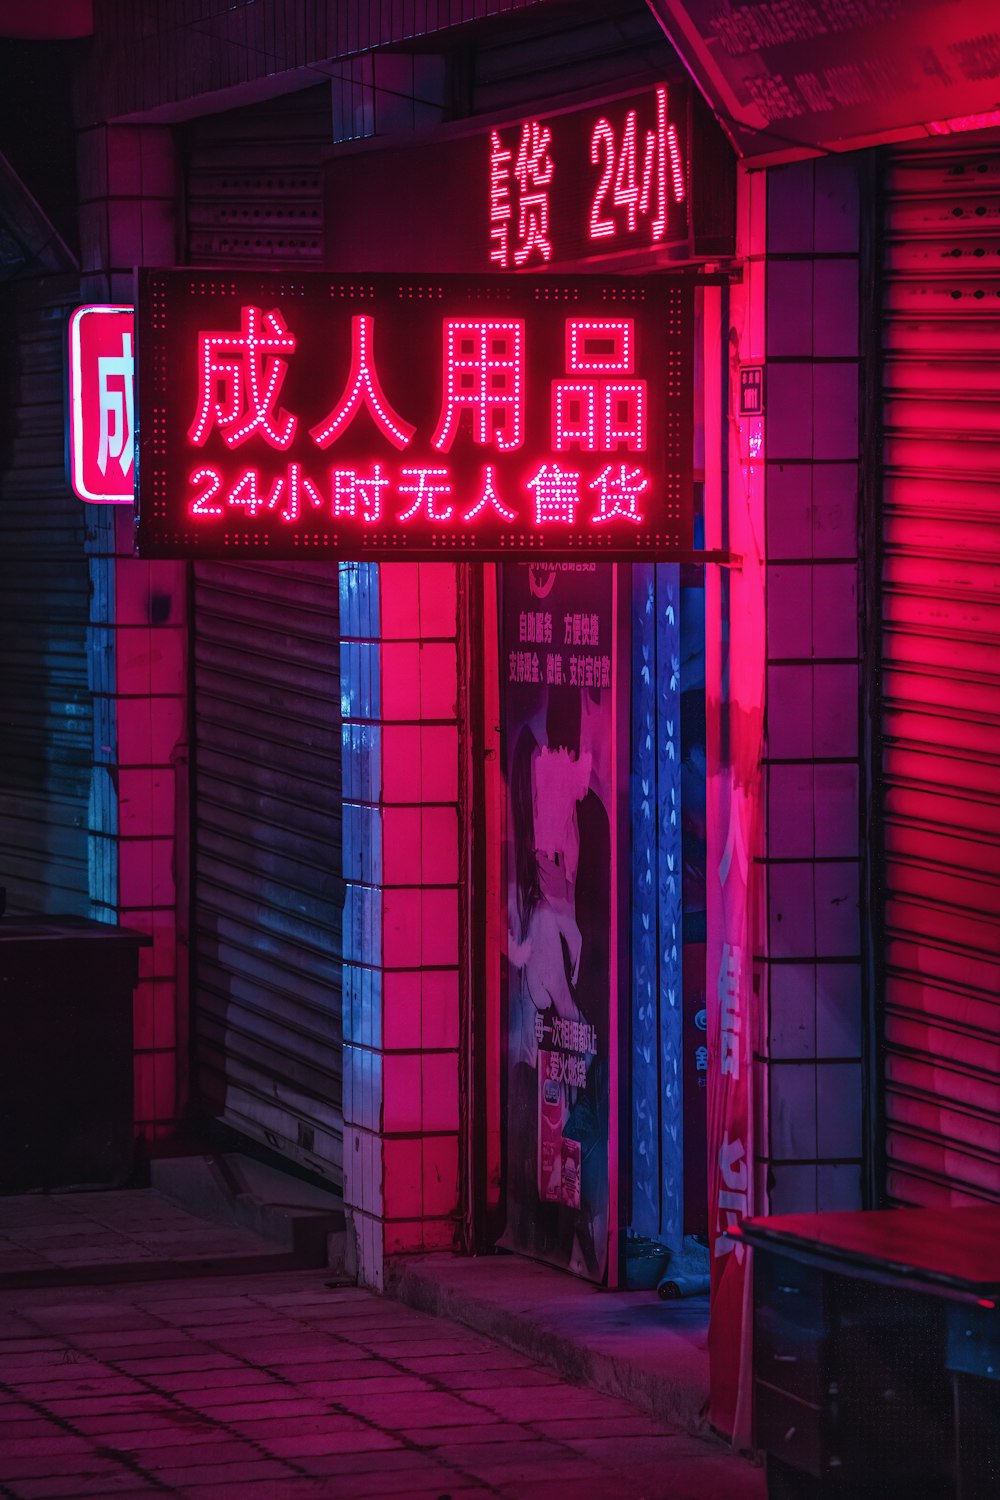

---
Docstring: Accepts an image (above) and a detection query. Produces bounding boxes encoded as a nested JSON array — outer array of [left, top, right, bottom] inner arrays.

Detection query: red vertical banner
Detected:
[[706, 778, 759, 1441], [703, 263, 765, 1443]]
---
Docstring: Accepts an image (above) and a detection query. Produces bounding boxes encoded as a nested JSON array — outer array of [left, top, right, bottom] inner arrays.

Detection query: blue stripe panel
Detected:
[[656, 562, 683, 1249], [630, 562, 659, 1238], [339, 561, 384, 1138]]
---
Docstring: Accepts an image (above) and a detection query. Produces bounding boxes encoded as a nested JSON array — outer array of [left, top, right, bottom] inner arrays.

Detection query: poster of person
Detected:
[[498, 560, 614, 1283]]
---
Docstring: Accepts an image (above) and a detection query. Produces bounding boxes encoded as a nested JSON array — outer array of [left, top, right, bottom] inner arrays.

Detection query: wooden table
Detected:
[[734, 1207, 1000, 1500]]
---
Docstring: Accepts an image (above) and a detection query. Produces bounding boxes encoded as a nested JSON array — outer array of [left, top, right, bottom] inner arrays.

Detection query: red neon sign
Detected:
[[136, 271, 693, 561], [488, 85, 688, 270], [68, 304, 135, 504]]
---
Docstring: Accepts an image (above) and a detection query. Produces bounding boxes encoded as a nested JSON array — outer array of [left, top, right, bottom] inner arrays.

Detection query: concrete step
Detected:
[[385, 1250, 712, 1436], [151, 1152, 346, 1268]]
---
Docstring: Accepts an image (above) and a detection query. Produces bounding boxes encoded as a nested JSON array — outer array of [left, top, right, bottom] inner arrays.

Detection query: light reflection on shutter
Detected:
[[880, 138, 1000, 1207]]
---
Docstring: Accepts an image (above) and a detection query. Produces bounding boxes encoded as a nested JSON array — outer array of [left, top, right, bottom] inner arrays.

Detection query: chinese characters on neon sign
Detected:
[[488, 85, 687, 270], [136, 271, 693, 560], [68, 305, 135, 504]]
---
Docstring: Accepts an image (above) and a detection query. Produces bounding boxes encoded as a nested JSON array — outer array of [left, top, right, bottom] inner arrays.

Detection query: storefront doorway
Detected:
[[481, 548, 709, 1286]]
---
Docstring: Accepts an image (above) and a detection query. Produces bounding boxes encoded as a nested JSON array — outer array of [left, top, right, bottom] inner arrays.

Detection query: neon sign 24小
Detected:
[[489, 85, 687, 270]]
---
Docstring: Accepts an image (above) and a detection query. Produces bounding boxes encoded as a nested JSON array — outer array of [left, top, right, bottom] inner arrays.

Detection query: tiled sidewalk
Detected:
[[0, 1192, 291, 1286], [0, 1269, 766, 1499]]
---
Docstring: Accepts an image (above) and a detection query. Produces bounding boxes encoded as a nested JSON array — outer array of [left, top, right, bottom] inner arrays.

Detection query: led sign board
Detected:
[[136, 270, 693, 561], [322, 81, 735, 275], [68, 304, 135, 503], [487, 84, 688, 270]]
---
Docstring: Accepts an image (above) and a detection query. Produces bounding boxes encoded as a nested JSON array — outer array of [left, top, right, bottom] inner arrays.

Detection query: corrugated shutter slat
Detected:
[[881, 141, 1000, 1208], [192, 560, 344, 1186], [0, 275, 91, 917]]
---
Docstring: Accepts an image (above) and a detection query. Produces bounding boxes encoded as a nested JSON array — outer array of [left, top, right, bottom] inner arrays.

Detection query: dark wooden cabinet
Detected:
[[738, 1208, 1000, 1500], [0, 919, 148, 1190]]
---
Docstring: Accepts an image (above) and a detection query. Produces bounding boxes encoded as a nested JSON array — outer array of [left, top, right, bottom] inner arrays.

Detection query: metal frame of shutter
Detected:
[[186, 89, 345, 1184], [880, 137, 1000, 1208], [0, 273, 91, 917]]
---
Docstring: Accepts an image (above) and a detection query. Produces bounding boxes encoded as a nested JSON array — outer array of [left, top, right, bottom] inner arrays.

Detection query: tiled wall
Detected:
[[340, 562, 462, 1289], [79, 125, 189, 1141], [760, 158, 866, 1214]]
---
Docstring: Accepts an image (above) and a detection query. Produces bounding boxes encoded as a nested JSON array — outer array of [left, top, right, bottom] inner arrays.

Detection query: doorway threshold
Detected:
[[385, 1250, 710, 1435]]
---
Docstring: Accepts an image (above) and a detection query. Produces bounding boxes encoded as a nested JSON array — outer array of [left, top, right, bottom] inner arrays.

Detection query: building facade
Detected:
[[0, 0, 998, 1445]]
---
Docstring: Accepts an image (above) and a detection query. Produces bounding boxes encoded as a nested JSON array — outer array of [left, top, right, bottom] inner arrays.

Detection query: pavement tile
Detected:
[[1, 1360, 114, 1385], [401, 1421, 533, 1448], [111, 1351, 249, 1375], [0, 1451, 123, 1480], [221, 1343, 341, 1369], [180, 1485, 328, 1500], [264, 1429, 405, 1458], [0, 1350, 67, 1362], [146, 1457, 301, 1487], [69, 1409, 220, 1436], [77, 1331, 197, 1353], [26, 1314, 161, 1333], [293, 1446, 463, 1480], [437, 1366, 563, 1391], [0, 1264, 765, 1500], [175, 1382, 306, 1411], [12, 1478, 157, 1499], [0, 1433, 98, 1458], [0, 1320, 34, 1340], [13, 1376, 143, 1400], [227, 1413, 375, 1440], [499, 1481, 634, 1500], [103, 1437, 264, 1469], [154, 1374, 284, 1404], [417, 1438, 550, 1470], [255, 1288, 368, 1307], [192, 1323, 298, 1343], [465, 1384, 649, 1424], [30, 1393, 176, 1417], [203, 1397, 334, 1422], [527, 1413, 682, 1440], [337, 1390, 498, 1427], [461, 1456, 610, 1490], [304, 1309, 430, 1331], [148, 1367, 279, 1395], [93, 1420, 231, 1450], [391, 1350, 535, 1374], [328, 1481, 496, 1500], [209, 1344, 341, 1368], [0, 1417, 59, 1438], [294, 1374, 432, 1399]]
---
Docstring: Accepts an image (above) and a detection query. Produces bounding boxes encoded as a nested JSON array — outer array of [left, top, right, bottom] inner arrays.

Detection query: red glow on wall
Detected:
[[136, 271, 693, 560], [68, 304, 135, 504]]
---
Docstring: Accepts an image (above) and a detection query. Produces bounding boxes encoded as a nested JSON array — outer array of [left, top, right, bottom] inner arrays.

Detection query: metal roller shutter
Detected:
[[0, 274, 91, 917], [186, 90, 344, 1184], [880, 138, 1000, 1208], [192, 561, 344, 1182]]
